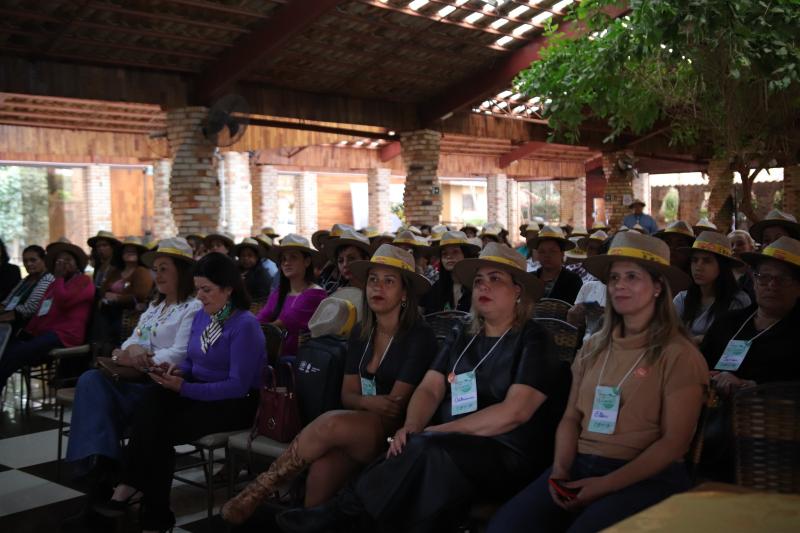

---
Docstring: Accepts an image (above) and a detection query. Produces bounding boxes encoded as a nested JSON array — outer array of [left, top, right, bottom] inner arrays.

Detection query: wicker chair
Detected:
[[533, 298, 573, 321], [423, 310, 472, 347], [119, 308, 143, 341], [731, 381, 800, 493], [533, 318, 580, 362]]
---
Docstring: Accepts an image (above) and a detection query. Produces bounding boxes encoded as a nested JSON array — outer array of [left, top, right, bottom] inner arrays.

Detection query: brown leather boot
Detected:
[[221, 438, 308, 525]]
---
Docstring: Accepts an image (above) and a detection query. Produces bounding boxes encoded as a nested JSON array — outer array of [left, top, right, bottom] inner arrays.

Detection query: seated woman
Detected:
[[88, 230, 121, 291], [203, 232, 235, 256], [393, 229, 434, 279], [0, 240, 94, 395], [421, 230, 480, 314], [654, 221, 695, 275], [673, 231, 751, 343], [234, 237, 271, 301], [488, 231, 708, 533], [324, 228, 372, 291], [727, 229, 757, 303], [276, 242, 571, 533], [94, 252, 264, 533], [748, 209, 800, 248], [316, 224, 356, 295], [0, 245, 55, 331], [221, 244, 435, 524], [256, 234, 327, 360], [65, 239, 201, 509], [530, 225, 583, 304]]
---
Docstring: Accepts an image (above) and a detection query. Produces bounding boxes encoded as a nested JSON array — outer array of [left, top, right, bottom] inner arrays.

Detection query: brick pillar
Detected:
[[220, 151, 253, 241], [559, 179, 577, 226], [783, 165, 800, 218], [85, 164, 112, 236], [152, 159, 177, 239], [507, 178, 521, 245], [166, 107, 219, 236], [368, 167, 392, 232], [707, 158, 734, 233], [61, 168, 89, 246], [487, 173, 508, 227], [252, 165, 279, 234], [574, 176, 587, 228], [294, 171, 318, 239], [602, 151, 635, 229], [678, 185, 706, 223], [401, 129, 441, 226]]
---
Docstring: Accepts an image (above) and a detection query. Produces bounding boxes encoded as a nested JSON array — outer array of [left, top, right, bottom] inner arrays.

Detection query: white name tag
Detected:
[[451, 371, 478, 416], [588, 385, 620, 434], [360, 377, 377, 397], [37, 298, 53, 317], [714, 340, 751, 372], [5, 296, 20, 311]]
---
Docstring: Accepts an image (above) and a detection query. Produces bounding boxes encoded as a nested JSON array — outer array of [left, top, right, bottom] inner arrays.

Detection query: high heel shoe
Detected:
[[92, 489, 142, 518]]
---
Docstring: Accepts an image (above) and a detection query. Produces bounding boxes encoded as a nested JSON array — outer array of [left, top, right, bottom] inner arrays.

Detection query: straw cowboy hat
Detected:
[[591, 219, 609, 231], [528, 225, 576, 251], [46, 238, 89, 272], [267, 234, 320, 262], [479, 222, 505, 240], [630, 223, 646, 234], [317, 223, 356, 254], [359, 226, 380, 239], [628, 198, 646, 208], [393, 230, 427, 249], [430, 230, 481, 256], [578, 230, 609, 250], [261, 226, 280, 238], [584, 231, 691, 292], [680, 231, 744, 267], [692, 217, 719, 234], [308, 287, 364, 338], [87, 230, 121, 248], [570, 226, 589, 238], [654, 220, 696, 245], [119, 236, 149, 256], [311, 229, 331, 251], [253, 234, 274, 252], [565, 237, 588, 263], [233, 237, 264, 258], [185, 233, 206, 243], [453, 242, 543, 301], [141, 237, 195, 268], [324, 229, 372, 261], [429, 224, 449, 242], [460, 223, 480, 234], [203, 232, 235, 251], [740, 236, 800, 274], [370, 232, 397, 251], [349, 244, 431, 295], [749, 209, 800, 243]]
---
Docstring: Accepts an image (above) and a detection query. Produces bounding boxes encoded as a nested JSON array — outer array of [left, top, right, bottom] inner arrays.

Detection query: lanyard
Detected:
[[448, 328, 511, 383], [596, 343, 648, 392], [358, 328, 394, 378], [728, 311, 780, 345]]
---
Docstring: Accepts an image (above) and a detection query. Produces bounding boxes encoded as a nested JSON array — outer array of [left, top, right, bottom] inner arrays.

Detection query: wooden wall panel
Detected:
[[110, 168, 154, 237], [0, 125, 152, 162]]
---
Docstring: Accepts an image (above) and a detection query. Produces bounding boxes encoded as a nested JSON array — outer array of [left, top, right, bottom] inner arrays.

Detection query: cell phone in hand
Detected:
[[549, 478, 578, 500]]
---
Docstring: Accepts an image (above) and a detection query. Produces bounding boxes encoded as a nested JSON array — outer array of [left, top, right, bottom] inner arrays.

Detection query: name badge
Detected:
[[5, 296, 21, 310], [714, 340, 751, 372], [136, 325, 151, 342], [360, 377, 377, 397], [451, 371, 478, 416], [588, 385, 620, 435], [37, 298, 53, 317]]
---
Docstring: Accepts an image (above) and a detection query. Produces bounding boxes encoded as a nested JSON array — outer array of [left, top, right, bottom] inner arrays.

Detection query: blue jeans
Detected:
[[65, 369, 155, 469], [0, 331, 63, 393], [487, 454, 691, 533]]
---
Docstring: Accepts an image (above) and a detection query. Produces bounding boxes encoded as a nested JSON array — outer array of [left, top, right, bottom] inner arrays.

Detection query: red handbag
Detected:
[[250, 363, 302, 444]]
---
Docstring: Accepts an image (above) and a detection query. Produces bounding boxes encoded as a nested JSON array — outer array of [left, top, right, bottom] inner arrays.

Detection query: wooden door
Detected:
[[110, 167, 154, 238]]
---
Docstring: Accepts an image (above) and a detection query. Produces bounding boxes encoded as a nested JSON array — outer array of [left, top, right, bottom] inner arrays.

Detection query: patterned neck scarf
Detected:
[[200, 302, 233, 354]]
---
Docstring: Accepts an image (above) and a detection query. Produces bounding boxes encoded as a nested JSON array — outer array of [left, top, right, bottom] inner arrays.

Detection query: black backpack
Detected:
[[295, 335, 348, 425]]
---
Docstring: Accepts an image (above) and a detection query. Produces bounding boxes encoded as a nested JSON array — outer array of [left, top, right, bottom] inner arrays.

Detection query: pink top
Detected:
[[256, 287, 327, 356], [26, 274, 95, 347]]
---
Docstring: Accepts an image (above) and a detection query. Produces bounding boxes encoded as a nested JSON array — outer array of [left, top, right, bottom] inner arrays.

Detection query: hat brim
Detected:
[[678, 246, 745, 267], [628, 201, 646, 208], [311, 230, 331, 250], [692, 226, 721, 234], [141, 250, 195, 268], [453, 258, 543, 302], [348, 260, 431, 295], [119, 242, 149, 256], [429, 241, 481, 256], [87, 236, 121, 248], [46, 243, 89, 272], [325, 238, 373, 261], [267, 244, 320, 262], [529, 236, 576, 251], [583, 254, 691, 293], [234, 243, 264, 258], [653, 231, 696, 246], [203, 234, 235, 250], [748, 219, 800, 243], [739, 251, 800, 273]]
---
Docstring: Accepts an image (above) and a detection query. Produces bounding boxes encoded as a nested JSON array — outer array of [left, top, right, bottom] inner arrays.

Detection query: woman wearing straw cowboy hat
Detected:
[[316, 224, 358, 295], [63, 238, 202, 528], [748, 208, 800, 248], [253, 233, 281, 293], [672, 231, 751, 343], [421, 230, 480, 314], [654, 220, 696, 274], [324, 229, 373, 294], [88, 230, 121, 290], [726, 229, 757, 302], [234, 237, 271, 301], [489, 231, 708, 533], [203, 232, 235, 256], [530, 225, 584, 304], [222, 244, 436, 524], [276, 243, 571, 533]]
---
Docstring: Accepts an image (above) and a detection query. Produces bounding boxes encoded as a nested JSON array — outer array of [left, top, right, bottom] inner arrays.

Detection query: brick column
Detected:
[[507, 178, 521, 244], [166, 107, 219, 236], [152, 158, 177, 239], [252, 165, 280, 234], [707, 158, 734, 233], [294, 171, 318, 239], [487, 173, 508, 227], [61, 168, 89, 246], [574, 176, 587, 228], [85, 164, 112, 236], [401, 130, 441, 226], [220, 151, 253, 241], [678, 185, 706, 223], [783, 165, 800, 218], [602, 151, 635, 229], [368, 167, 392, 232], [559, 179, 577, 226]]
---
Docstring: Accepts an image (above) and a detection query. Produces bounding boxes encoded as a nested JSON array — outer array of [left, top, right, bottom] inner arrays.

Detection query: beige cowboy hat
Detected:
[[584, 231, 691, 292], [267, 234, 320, 262], [679, 231, 744, 267], [119, 236, 149, 256], [740, 236, 800, 274], [397, 225, 423, 236], [570, 226, 589, 238], [311, 229, 331, 250], [141, 237, 195, 268], [430, 230, 481, 256], [528, 225, 576, 251], [349, 244, 431, 295], [370, 232, 397, 252], [615, 225, 631, 234], [630, 223, 646, 234], [203, 232, 235, 251], [591, 219, 609, 231], [324, 229, 372, 261], [184, 233, 206, 242], [46, 238, 89, 272], [429, 224, 449, 242], [261, 226, 280, 238], [460, 223, 480, 234], [253, 234, 274, 253], [308, 287, 364, 338], [479, 222, 505, 239], [749, 209, 800, 243], [654, 220, 696, 245], [233, 237, 265, 258], [453, 242, 543, 301], [578, 230, 609, 250], [692, 217, 719, 234], [317, 223, 356, 254], [359, 226, 380, 239], [87, 230, 121, 248], [393, 230, 427, 249], [628, 198, 646, 208]]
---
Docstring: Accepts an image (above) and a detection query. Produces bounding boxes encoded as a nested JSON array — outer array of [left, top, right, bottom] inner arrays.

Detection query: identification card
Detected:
[[714, 340, 751, 372], [360, 377, 377, 397], [37, 298, 53, 317], [451, 371, 478, 416], [137, 325, 151, 342], [5, 296, 20, 310], [588, 385, 620, 435]]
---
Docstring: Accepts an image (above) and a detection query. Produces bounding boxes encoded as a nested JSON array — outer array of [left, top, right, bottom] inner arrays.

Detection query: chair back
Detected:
[[424, 310, 472, 347], [0, 323, 11, 359], [686, 387, 718, 482], [534, 298, 572, 321], [262, 323, 287, 367], [120, 308, 143, 341], [249, 299, 267, 316], [732, 381, 800, 493], [533, 317, 580, 362]]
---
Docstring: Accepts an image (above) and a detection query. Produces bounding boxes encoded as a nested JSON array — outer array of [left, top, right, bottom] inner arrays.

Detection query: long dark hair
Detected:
[[193, 252, 251, 310], [433, 244, 478, 309], [271, 250, 316, 321], [111, 244, 145, 270], [154, 256, 195, 305], [682, 254, 739, 326], [360, 268, 421, 341], [0, 238, 10, 265], [23, 245, 46, 261]]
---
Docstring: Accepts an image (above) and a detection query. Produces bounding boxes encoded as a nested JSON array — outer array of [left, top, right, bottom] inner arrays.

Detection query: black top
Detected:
[[430, 319, 571, 457], [701, 303, 800, 383], [243, 265, 271, 301], [421, 277, 472, 315], [535, 267, 583, 304], [345, 320, 437, 395], [0, 263, 21, 303]]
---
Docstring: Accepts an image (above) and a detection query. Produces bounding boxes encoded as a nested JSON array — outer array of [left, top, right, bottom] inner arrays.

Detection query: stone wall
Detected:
[[294, 171, 318, 239], [152, 158, 177, 239], [220, 151, 252, 241], [401, 129, 441, 226], [367, 167, 392, 232], [85, 164, 112, 237], [784, 165, 800, 217], [486, 173, 508, 227], [602, 150, 635, 229], [252, 164, 279, 234]]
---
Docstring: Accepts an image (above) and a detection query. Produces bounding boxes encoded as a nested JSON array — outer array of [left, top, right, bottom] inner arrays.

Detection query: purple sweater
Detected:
[[178, 309, 265, 401], [256, 287, 327, 356]]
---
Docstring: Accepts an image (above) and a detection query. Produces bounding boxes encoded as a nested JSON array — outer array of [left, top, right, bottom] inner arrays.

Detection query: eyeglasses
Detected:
[[754, 272, 797, 287]]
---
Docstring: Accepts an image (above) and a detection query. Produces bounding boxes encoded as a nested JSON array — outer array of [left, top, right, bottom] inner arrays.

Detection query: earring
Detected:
[[516, 297, 521, 304], [401, 300, 407, 309]]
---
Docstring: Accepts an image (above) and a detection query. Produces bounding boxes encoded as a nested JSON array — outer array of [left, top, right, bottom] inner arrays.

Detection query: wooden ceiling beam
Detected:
[[0, 118, 151, 135], [1, 102, 164, 120], [72, 20, 233, 48], [0, 92, 162, 111], [87, 2, 248, 33], [158, 0, 271, 18], [61, 36, 216, 61], [380, 141, 401, 162], [0, 111, 163, 128], [499, 141, 550, 167]]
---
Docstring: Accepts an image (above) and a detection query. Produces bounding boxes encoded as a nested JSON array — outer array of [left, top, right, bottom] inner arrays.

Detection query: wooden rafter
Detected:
[[87, 2, 249, 34]]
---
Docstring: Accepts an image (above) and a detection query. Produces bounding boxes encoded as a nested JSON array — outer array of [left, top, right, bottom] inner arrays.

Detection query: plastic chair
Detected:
[[533, 318, 580, 362], [533, 298, 573, 321]]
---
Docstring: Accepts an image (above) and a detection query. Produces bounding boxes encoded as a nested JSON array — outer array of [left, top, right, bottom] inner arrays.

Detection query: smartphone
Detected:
[[548, 478, 578, 501]]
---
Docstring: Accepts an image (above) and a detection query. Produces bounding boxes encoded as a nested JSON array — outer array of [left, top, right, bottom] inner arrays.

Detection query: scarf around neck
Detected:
[[200, 302, 233, 354]]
